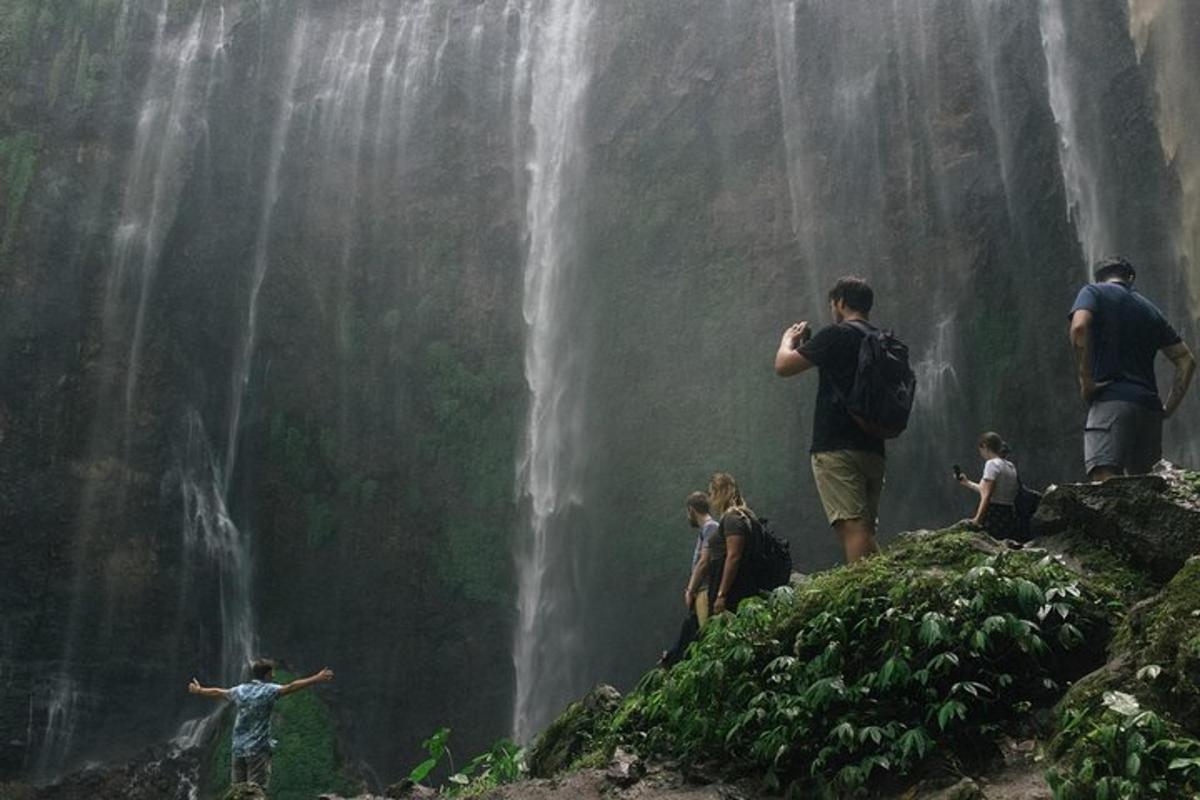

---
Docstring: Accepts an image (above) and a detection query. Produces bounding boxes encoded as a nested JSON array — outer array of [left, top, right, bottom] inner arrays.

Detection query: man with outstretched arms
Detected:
[[1069, 257, 1195, 481], [774, 276, 885, 563], [188, 659, 335, 789]]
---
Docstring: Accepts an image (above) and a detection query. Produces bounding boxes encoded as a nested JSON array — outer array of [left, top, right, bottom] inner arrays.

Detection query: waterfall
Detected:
[[109, 0, 226, 417], [770, 0, 812, 262], [223, 17, 308, 489], [511, 0, 595, 743], [1038, 0, 1119, 271], [1129, 0, 1200, 319]]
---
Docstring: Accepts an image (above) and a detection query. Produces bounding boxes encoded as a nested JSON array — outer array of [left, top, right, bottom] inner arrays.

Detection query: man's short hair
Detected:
[[250, 659, 276, 681], [828, 276, 874, 313], [685, 491, 710, 515], [1093, 256, 1136, 283]]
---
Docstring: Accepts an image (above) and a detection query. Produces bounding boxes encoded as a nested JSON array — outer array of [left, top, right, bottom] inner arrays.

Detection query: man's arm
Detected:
[[684, 546, 710, 609], [188, 678, 230, 701], [1069, 309, 1098, 403], [279, 667, 335, 696], [775, 322, 815, 377], [1162, 341, 1196, 418], [713, 535, 745, 614]]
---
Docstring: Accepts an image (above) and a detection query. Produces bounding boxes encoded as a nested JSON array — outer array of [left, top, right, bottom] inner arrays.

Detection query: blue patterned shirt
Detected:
[[228, 680, 283, 757]]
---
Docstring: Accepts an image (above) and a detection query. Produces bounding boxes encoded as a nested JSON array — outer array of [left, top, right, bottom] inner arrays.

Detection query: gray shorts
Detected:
[[1084, 399, 1163, 475], [232, 750, 272, 788]]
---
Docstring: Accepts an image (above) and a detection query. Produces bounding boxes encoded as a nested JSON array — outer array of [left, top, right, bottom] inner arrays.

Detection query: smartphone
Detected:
[[953, 464, 964, 480]]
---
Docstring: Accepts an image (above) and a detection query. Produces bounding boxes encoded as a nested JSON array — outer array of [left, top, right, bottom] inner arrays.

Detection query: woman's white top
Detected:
[[982, 457, 1018, 505]]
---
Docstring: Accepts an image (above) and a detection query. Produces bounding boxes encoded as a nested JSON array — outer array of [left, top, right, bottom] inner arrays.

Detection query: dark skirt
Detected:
[[981, 503, 1020, 540]]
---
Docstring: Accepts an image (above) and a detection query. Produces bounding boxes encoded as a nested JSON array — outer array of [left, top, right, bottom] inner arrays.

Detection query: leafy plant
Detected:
[[599, 531, 1118, 796], [447, 738, 526, 796], [1048, 691, 1200, 799], [404, 729, 526, 796], [408, 727, 453, 785]]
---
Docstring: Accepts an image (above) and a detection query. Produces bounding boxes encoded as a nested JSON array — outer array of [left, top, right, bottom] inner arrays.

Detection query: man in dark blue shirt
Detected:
[[1068, 257, 1195, 481], [774, 276, 885, 563]]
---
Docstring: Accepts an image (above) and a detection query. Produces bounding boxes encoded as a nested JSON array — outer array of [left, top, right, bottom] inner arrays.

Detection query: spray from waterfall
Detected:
[[511, 0, 595, 743]]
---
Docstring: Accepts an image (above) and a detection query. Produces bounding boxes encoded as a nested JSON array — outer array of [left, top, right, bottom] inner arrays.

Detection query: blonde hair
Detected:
[[708, 472, 746, 515]]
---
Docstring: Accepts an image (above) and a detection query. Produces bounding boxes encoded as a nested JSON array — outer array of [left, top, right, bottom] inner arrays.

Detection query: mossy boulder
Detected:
[[1034, 467, 1200, 582], [526, 685, 622, 779]]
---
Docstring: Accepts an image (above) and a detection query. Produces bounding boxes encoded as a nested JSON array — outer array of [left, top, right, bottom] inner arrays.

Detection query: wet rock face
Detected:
[[526, 684, 622, 779], [0, 746, 200, 800], [1032, 466, 1200, 581]]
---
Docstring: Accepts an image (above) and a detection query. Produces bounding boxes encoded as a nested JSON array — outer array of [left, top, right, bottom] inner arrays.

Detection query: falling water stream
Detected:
[[511, 0, 596, 744]]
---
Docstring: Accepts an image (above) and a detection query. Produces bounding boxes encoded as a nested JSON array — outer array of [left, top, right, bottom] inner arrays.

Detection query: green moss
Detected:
[[1050, 559, 1200, 796], [416, 340, 522, 604]]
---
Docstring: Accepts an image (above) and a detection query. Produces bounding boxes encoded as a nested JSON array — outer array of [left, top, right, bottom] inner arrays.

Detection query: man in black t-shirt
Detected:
[[774, 276, 884, 563], [1068, 257, 1196, 480]]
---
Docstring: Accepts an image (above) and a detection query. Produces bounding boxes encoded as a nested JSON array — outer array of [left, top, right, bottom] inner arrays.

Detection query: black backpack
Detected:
[[735, 509, 792, 592], [840, 320, 917, 440], [1013, 474, 1042, 542]]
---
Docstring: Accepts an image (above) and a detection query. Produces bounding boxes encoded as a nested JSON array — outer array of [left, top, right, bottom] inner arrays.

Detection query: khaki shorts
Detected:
[[811, 450, 886, 526], [695, 591, 710, 626]]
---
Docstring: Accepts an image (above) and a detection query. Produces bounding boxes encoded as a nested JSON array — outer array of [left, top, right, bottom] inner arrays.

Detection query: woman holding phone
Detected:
[[956, 431, 1020, 539]]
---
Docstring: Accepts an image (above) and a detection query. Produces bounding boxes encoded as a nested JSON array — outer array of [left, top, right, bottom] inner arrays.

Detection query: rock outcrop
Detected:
[[1033, 464, 1200, 581]]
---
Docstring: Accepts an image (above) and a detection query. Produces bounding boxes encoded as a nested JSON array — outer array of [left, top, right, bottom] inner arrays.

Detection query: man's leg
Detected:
[[812, 451, 878, 563], [231, 756, 247, 785], [246, 751, 272, 788], [835, 517, 878, 562], [1084, 401, 1123, 481]]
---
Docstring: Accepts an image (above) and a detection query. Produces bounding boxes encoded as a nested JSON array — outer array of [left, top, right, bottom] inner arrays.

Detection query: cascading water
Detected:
[[109, 0, 226, 416], [1038, 0, 1118, 272], [1129, 0, 1200, 319], [511, 0, 596, 743]]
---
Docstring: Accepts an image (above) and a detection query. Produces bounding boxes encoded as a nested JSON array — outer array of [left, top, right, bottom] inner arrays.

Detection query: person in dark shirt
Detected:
[[1068, 257, 1195, 480], [774, 276, 884, 562], [706, 472, 759, 615]]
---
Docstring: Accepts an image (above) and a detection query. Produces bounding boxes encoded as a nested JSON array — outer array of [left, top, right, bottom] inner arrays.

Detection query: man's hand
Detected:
[[189, 678, 202, 695], [683, 588, 693, 610], [713, 595, 727, 615], [780, 321, 809, 350], [316, 668, 335, 683], [1079, 378, 1110, 404]]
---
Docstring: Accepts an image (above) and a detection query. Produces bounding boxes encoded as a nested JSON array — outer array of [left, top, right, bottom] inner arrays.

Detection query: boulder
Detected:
[[1032, 466, 1200, 581], [526, 685, 622, 778]]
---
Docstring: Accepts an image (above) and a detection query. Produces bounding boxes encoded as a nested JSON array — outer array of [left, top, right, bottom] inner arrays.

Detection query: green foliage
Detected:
[[268, 412, 385, 549], [408, 727, 452, 784], [416, 341, 521, 603], [1048, 691, 1200, 799], [403, 729, 526, 797], [597, 531, 1118, 796], [205, 671, 359, 800], [446, 738, 526, 797]]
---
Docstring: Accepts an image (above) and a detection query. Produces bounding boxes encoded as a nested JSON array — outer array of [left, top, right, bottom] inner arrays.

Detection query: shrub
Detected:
[[604, 531, 1119, 796]]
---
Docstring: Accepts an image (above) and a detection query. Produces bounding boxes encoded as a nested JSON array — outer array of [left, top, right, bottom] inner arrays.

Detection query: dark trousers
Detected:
[[662, 613, 700, 667]]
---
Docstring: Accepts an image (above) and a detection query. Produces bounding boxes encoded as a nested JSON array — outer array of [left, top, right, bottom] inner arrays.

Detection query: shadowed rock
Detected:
[[1033, 465, 1200, 581]]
